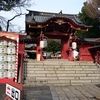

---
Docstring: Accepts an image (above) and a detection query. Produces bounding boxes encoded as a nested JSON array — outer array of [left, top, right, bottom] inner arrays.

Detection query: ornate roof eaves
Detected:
[[26, 10, 92, 29]]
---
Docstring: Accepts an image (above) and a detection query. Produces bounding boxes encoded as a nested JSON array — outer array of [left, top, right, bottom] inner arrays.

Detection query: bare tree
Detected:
[[0, 0, 34, 32], [6, 13, 25, 31], [0, 16, 7, 31]]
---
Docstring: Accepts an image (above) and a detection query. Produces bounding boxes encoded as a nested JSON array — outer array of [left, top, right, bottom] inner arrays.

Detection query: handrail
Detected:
[[96, 51, 100, 65]]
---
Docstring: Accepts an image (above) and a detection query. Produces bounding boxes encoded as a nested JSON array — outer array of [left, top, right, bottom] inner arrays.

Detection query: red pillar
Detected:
[[18, 43, 25, 83], [68, 36, 74, 61], [61, 38, 69, 59], [36, 34, 47, 61]]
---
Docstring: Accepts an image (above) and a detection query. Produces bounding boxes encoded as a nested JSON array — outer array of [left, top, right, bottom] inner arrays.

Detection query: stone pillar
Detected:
[[36, 42, 44, 61]]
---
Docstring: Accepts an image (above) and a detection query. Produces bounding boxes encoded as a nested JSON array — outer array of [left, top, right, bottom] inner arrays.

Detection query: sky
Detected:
[[0, 0, 86, 32]]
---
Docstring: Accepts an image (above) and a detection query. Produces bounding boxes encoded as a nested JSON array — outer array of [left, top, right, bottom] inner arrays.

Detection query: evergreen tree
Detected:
[[76, 2, 100, 38], [44, 39, 61, 53]]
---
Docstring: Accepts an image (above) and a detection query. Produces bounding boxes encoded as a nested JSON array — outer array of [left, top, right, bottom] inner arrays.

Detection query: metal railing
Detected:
[[96, 51, 100, 65]]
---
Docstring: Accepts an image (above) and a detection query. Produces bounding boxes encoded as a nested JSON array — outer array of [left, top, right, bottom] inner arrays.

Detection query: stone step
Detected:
[[25, 60, 94, 63], [26, 64, 96, 67], [25, 62, 96, 66], [25, 59, 94, 64], [24, 75, 100, 86], [23, 59, 100, 86], [25, 73, 100, 77], [24, 70, 100, 78], [25, 64, 97, 68], [24, 76, 100, 82], [25, 70, 99, 75]]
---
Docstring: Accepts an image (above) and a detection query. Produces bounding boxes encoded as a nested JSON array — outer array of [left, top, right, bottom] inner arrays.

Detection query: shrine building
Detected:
[[25, 10, 100, 61]]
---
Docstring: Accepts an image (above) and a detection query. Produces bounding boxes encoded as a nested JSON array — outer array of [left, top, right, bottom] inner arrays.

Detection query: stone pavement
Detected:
[[23, 86, 53, 100], [1, 84, 100, 100], [50, 85, 100, 100], [23, 85, 100, 100], [0, 84, 6, 100]]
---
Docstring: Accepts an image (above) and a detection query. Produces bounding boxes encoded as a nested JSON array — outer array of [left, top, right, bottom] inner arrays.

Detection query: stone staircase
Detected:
[[23, 59, 100, 86]]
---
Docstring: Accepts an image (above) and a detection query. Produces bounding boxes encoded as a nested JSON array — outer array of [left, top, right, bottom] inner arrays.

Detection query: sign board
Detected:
[[6, 83, 20, 100]]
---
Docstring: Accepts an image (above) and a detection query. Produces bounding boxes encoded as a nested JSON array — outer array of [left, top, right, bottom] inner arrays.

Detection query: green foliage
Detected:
[[44, 39, 61, 53], [76, 2, 100, 38]]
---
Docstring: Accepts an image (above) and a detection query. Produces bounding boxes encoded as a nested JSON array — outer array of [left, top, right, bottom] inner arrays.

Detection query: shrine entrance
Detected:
[[25, 10, 90, 61]]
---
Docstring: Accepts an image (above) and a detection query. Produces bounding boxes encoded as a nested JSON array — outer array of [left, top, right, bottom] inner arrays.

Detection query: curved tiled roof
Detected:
[[26, 10, 91, 28], [75, 38, 100, 45]]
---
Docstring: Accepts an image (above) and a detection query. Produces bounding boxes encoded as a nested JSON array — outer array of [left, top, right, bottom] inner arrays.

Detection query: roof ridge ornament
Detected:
[[59, 10, 62, 14]]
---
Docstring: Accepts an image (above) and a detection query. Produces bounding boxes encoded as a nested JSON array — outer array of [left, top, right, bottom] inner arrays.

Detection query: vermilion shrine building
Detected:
[[3, 10, 100, 99], [25, 10, 100, 62]]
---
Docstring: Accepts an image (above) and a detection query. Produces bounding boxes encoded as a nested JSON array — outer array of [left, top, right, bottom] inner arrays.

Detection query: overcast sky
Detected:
[[0, 0, 86, 32]]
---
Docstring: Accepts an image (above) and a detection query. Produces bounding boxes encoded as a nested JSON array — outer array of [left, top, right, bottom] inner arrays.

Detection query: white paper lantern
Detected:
[[7, 55, 16, 62], [72, 42, 77, 49], [7, 70, 15, 78], [8, 62, 15, 69], [40, 39, 47, 48], [0, 62, 7, 69], [0, 46, 7, 53], [0, 70, 7, 78], [0, 40, 7, 45], [0, 54, 7, 61], [7, 46, 16, 54]]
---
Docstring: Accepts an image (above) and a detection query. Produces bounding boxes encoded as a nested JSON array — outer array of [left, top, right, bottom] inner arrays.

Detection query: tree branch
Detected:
[[6, 13, 25, 31]]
